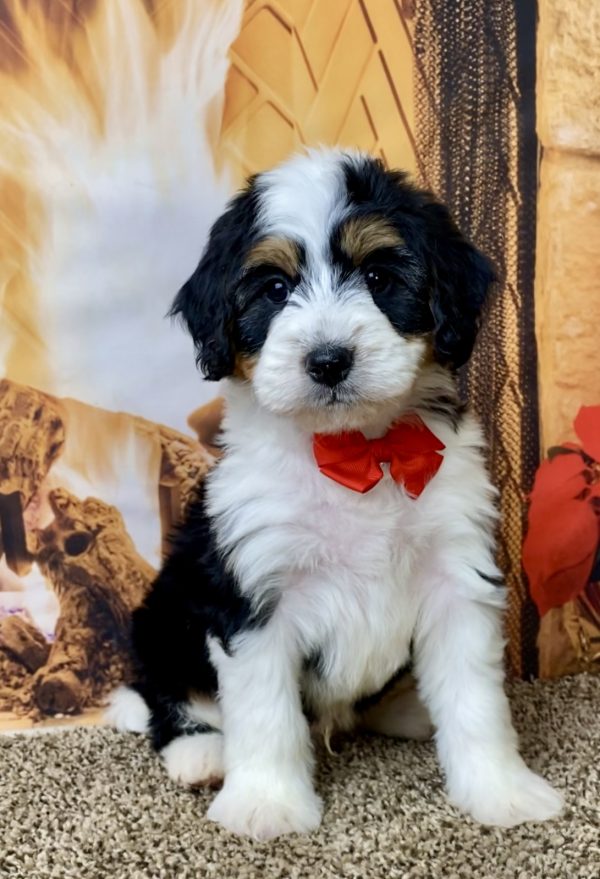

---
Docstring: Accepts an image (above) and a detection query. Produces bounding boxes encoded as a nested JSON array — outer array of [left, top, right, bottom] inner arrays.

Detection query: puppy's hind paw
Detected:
[[104, 685, 150, 734], [161, 732, 224, 788]]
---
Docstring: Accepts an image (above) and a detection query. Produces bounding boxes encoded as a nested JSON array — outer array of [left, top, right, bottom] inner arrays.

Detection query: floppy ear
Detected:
[[423, 201, 496, 369], [170, 186, 257, 381]]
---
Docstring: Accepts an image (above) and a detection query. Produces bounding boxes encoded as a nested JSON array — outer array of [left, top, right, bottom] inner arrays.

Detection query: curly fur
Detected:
[[108, 149, 562, 840]]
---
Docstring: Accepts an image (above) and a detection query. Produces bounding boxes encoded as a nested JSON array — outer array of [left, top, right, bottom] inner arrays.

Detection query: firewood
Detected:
[[0, 379, 65, 503], [0, 380, 215, 717], [0, 647, 32, 715], [123, 412, 214, 550], [187, 397, 225, 457], [0, 613, 50, 716], [157, 424, 215, 508], [157, 424, 215, 556], [0, 379, 65, 575], [0, 614, 50, 673], [0, 492, 30, 576], [31, 488, 155, 715]]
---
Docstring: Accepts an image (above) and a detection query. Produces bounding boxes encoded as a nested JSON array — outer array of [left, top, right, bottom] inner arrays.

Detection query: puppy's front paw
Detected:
[[450, 760, 564, 828], [207, 774, 323, 840]]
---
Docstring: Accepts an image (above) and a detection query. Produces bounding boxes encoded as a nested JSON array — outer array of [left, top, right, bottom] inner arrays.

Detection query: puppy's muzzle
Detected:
[[305, 345, 354, 388]]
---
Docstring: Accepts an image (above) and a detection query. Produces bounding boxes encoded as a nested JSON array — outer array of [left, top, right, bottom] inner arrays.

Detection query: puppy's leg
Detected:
[[415, 564, 563, 827], [206, 624, 322, 840], [360, 675, 434, 740]]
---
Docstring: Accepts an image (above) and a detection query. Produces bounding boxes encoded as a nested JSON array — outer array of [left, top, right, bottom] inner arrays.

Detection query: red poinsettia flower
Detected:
[[523, 405, 600, 616]]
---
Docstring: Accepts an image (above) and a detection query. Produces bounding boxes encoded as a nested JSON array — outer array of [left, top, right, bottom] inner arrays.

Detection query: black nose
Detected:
[[305, 345, 354, 387]]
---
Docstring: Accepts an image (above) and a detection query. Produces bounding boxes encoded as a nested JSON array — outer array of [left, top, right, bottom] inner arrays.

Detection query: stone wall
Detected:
[[536, 0, 600, 678], [536, 0, 600, 448]]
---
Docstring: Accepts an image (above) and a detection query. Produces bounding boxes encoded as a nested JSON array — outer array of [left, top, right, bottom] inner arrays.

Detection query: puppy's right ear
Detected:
[[170, 186, 257, 381]]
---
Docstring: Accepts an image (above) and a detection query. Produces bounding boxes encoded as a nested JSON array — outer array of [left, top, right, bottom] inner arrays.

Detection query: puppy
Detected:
[[107, 149, 563, 839]]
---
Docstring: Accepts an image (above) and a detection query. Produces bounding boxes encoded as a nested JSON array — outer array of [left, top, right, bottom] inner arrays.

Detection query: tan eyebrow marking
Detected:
[[339, 216, 404, 265], [244, 237, 300, 277]]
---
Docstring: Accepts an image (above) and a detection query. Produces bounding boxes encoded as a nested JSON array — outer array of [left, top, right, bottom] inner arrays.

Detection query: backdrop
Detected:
[[0, 0, 598, 731]]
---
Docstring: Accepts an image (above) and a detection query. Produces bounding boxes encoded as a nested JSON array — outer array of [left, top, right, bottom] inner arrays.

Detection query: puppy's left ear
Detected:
[[423, 201, 496, 369]]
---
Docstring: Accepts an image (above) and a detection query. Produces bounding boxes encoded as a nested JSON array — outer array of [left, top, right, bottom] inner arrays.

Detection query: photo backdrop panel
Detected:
[[0, 0, 239, 729], [2, 0, 589, 730]]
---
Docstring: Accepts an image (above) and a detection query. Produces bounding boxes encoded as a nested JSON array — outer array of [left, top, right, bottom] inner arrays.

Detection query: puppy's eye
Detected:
[[364, 266, 393, 295], [262, 278, 291, 304]]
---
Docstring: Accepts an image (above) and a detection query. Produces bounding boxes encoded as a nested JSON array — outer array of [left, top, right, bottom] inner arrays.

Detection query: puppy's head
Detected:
[[172, 149, 495, 431]]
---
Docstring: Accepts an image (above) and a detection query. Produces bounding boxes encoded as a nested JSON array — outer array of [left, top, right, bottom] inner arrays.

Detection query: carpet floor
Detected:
[[1, 675, 599, 879]]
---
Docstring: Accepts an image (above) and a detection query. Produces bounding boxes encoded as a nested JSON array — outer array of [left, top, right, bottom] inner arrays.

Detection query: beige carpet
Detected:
[[1, 675, 599, 879]]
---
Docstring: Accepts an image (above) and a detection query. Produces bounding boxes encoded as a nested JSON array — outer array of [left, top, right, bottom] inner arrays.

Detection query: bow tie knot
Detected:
[[313, 416, 445, 495]]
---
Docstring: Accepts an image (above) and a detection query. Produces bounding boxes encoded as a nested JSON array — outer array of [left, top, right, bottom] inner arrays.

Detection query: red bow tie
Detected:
[[313, 416, 445, 495]]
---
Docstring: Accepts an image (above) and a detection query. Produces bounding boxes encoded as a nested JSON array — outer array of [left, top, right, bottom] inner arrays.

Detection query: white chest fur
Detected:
[[206, 382, 495, 716]]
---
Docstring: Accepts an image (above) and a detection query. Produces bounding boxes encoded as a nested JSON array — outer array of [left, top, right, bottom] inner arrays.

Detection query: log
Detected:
[[0, 379, 215, 566], [157, 424, 215, 554], [0, 380, 216, 716], [125, 411, 215, 551], [0, 379, 65, 575], [158, 423, 215, 501], [0, 612, 49, 716], [0, 378, 65, 503], [0, 614, 50, 673], [0, 646, 32, 715], [187, 397, 225, 457], [0, 492, 30, 576], [31, 488, 156, 715]]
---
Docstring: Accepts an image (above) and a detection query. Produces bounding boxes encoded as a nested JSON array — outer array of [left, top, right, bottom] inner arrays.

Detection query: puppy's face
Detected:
[[173, 150, 495, 432]]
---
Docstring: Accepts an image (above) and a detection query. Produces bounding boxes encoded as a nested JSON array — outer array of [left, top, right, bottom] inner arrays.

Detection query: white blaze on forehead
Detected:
[[255, 148, 349, 257], [248, 148, 431, 432]]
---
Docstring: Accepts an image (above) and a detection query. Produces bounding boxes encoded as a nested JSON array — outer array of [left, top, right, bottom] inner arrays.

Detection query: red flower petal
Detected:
[[529, 453, 588, 507], [523, 498, 597, 615], [574, 406, 600, 463]]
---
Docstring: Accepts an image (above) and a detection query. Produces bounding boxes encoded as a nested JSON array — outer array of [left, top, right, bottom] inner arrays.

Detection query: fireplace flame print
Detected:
[[0, 0, 241, 423], [0, 0, 241, 728]]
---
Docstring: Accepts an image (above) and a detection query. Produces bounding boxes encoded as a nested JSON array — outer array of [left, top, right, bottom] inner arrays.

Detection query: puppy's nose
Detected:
[[305, 345, 354, 387]]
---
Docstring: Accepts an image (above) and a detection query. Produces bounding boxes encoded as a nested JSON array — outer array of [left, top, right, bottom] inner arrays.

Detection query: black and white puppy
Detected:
[[107, 149, 563, 839]]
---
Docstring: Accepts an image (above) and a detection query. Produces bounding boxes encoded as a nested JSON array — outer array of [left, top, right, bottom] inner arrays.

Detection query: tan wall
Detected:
[[536, 0, 600, 449]]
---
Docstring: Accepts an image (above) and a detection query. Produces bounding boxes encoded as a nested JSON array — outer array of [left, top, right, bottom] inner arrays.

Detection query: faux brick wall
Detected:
[[536, 0, 600, 449]]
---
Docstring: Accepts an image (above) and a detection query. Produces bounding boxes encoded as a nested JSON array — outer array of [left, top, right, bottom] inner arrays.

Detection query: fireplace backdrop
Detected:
[[0, 0, 597, 730]]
